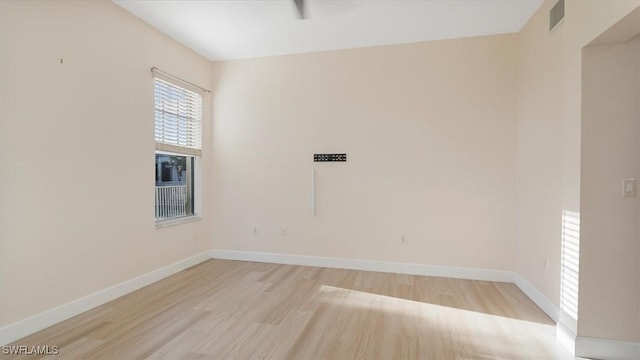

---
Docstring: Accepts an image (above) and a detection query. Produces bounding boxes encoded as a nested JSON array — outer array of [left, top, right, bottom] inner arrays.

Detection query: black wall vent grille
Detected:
[[550, 0, 565, 32], [314, 154, 347, 162]]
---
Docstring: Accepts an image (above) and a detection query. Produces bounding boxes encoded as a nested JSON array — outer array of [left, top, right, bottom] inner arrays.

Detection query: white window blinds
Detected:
[[154, 78, 202, 155]]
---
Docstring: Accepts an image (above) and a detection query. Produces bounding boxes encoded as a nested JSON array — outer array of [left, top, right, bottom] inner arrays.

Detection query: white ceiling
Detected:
[[113, 0, 543, 61]]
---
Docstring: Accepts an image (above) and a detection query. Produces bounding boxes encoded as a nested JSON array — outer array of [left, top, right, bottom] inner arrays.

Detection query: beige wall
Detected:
[[3, 0, 640, 346], [516, 0, 565, 305], [210, 34, 518, 270], [0, 0, 212, 326], [517, 0, 640, 344], [581, 34, 640, 342]]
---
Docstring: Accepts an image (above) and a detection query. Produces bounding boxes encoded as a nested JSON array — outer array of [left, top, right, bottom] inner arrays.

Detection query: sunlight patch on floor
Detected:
[[318, 285, 573, 359]]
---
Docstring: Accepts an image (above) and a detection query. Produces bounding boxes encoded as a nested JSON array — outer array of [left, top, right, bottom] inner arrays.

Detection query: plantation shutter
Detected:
[[154, 78, 202, 156]]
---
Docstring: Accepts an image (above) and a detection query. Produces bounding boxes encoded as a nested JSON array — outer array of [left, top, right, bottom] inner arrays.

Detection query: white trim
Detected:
[[558, 309, 577, 335], [155, 215, 202, 228], [155, 142, 201, 157], [576, 336, 640, 360], [0, 251, 211, 346], [310, 168, 315, 216], [513, 273, 560, 322], [557, 321, 577, 356], [9, 247, 610, 355], [506, 274, 640, 360], [512, 274, 583, 356], [209, 249, 514, 282]]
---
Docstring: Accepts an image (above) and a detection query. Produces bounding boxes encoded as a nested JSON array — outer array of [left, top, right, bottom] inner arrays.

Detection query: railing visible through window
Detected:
[[155, 185, 187, 219], [155, 153, 194, 221]]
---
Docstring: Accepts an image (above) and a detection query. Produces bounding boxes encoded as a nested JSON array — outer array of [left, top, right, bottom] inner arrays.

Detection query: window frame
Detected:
[[153, 74, 203, 226]]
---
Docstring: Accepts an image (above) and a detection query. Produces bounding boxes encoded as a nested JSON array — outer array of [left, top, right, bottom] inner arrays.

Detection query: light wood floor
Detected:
[[4, 260, 573, 359]]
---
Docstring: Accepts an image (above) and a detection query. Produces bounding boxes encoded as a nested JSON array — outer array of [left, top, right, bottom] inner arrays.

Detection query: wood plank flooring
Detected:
[[3, 260, 573, 359]]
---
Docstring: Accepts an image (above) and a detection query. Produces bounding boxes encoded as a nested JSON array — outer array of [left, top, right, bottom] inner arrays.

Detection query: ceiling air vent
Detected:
[[550, 0, 565, 32]]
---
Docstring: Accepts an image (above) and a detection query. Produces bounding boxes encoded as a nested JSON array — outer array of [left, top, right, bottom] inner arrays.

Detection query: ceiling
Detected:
[[113, 0, 543, 61]]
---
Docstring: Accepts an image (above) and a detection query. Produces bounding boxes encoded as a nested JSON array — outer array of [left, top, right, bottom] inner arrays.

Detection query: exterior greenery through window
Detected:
[[154, 78, 202, 222]]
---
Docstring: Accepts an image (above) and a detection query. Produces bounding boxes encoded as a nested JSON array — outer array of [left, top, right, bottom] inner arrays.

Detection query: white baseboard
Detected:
[[512, 274, 580, 356], [215, 250, 572, 332], [12, 247, 635, 359], [557, 321, 577, 356], [512, 274, 560, 322], [0, 250, 211, 346], [512, 276, 640, 359], [209, 249, 515, 283], [576, 336, 640, 360]]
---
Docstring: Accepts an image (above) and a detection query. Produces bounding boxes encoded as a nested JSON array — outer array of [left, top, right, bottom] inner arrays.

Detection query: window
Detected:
[[154, 77, 202, 222]]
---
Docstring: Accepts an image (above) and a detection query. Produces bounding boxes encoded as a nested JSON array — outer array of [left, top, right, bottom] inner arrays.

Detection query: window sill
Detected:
[[155, 215, 201, 229]]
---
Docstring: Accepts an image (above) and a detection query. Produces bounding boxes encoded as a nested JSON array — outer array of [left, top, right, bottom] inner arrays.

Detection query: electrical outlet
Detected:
[[400, 235, 407, 244], [253, 227, 258, 235], [623, 178, 636, 197], [280, 227, 287, 236]]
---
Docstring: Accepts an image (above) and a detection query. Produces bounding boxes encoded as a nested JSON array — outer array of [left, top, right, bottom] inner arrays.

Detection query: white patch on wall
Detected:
[[560, 210, 580, 322]]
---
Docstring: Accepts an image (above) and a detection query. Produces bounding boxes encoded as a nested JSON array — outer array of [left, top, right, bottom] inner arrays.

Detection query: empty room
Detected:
[[1, 0, 639, 359]]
